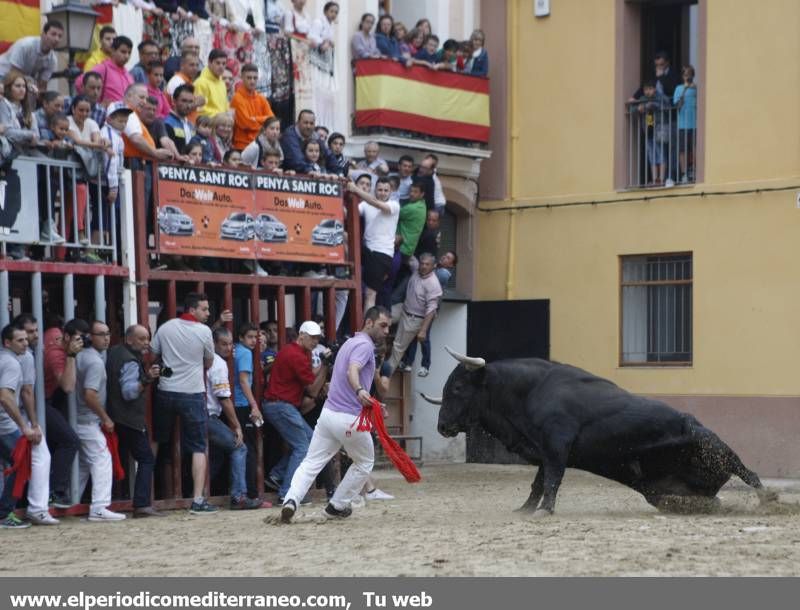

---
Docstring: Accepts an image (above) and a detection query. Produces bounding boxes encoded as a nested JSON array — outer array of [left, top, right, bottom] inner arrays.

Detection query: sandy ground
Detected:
[[4, 463, 800, 577]]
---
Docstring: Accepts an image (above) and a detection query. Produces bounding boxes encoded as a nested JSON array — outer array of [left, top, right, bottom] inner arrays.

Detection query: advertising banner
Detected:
[[156, 165, 256, 259], [253, 173, 345, 264], [155, 165, 344, 263]]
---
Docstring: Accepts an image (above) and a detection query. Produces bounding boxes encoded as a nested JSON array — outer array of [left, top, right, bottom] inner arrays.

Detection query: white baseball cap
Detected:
[[298, 321, 322, 336], [107, 101, 133, 117]]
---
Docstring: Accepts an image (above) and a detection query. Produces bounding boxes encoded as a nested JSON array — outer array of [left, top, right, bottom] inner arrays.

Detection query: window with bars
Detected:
[[620, 253, 692, 365]]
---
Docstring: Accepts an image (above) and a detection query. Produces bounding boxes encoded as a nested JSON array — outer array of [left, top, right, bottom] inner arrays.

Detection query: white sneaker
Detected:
[[664, 178, 675, 188], [401, 364, 412, 373], [48, 221, 66, 244], [302, 270, 325, 279], [417, 367, 429, 377], [27, 511, 60, 525], [88, 508, 126, 522], [365, 488, 394, 501]]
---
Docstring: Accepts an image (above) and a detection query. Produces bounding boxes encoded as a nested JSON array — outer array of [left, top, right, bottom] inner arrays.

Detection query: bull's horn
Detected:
[[419, 392, 443, 405], [445, 345, 486, 369]]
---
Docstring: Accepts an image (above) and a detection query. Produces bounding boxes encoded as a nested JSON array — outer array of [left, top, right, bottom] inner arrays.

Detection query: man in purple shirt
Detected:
[[280, 306, 391, 523]]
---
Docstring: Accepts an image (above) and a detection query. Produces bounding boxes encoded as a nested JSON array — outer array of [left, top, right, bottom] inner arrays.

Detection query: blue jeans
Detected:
[[115, 424, 155, 508], [153, 390, 208, 454], [207, 415, 247, 498], [0, 429, 22, 517], [262, 400, 313, 498], [403, 319, 433, 369]]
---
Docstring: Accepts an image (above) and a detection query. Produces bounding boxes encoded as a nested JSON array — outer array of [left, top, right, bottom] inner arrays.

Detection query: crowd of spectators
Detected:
[[0, 3, 488, 259], [352, 14, 488, 76], [0, 7, 468, 504], [0, 293, 401, 526]]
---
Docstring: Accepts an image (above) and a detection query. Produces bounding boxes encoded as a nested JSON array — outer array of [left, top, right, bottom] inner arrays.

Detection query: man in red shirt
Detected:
[[262, 321, 329, 502], [42, 319, 85, 508]]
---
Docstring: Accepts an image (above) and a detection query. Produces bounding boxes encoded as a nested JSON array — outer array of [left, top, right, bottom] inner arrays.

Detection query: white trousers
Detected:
[[285, 407, 374, 511], [75, 423, 112, 511], [27, 436, 51, 514]]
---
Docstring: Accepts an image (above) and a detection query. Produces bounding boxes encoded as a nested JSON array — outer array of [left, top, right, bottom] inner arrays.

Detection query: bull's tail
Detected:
[[700, 427, 778, 504]]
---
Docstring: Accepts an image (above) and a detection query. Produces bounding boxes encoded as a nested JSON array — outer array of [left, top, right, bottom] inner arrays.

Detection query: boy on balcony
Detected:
[[631, 80, 670, 187], [674, 65, 697, 183]]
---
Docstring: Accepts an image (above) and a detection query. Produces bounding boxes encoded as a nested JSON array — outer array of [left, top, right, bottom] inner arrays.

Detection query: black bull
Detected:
[[422, 349, 776, 516]]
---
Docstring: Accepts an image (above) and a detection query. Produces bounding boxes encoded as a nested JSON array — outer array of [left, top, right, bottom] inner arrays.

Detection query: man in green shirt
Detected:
[[396, 182, 427, 256], [394, 181, 428, 291]]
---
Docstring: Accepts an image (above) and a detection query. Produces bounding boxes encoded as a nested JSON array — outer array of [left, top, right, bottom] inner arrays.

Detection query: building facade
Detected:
[[476, 0, 800, 476]]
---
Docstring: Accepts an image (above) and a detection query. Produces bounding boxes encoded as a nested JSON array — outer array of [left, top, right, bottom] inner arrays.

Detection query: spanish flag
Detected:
[[355, 59, 490, 143], [0, 0, 40, 54]]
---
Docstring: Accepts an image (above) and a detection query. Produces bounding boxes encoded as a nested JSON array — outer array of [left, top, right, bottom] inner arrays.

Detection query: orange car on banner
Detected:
[[253, 173, 345, 264], [156, 165, 256, 259], [154, 165, 345, 264]]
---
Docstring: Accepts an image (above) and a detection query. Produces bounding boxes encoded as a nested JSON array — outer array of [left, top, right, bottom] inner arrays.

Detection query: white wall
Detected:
[[404, 301, 467, 462]]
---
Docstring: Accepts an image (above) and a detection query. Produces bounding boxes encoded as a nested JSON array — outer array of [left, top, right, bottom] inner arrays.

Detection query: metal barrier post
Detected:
[[31, 272, 46, 431], [249, 283, 264, 498], [63, 273, 80, 504], [95, 275, 106, 322], [276, 286, 286, 350], [119, 171, 137, 326], [166, 280, 182, 499], [0, 270, 9, 328]]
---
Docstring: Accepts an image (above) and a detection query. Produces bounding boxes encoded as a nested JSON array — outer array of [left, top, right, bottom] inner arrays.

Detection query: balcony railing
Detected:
[[626, 100, 696, 189], [353, 59, 490, 148], [0, 154, 117, 263]]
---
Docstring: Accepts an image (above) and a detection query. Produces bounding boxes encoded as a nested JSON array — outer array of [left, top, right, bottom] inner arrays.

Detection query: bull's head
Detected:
[[421, 346, 487, 437]]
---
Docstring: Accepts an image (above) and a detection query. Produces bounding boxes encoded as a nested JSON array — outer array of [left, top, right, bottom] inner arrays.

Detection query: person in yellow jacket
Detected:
[[193, 49, 229, 118], [83, 26, 116, 73]]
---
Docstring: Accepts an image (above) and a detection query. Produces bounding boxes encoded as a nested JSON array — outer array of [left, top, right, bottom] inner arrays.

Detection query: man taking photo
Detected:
[[106, 324, 164, 518]]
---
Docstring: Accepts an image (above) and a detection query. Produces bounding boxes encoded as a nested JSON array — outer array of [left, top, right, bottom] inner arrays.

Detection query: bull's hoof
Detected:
[[757, 488, 779, 505], [514, 502, 539, 513], [653, 495, 721, 514], [531, 508, 553, 520]]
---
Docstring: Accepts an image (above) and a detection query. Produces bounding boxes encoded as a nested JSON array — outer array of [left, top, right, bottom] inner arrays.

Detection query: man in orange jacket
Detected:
[[230, 63, 274, 151]]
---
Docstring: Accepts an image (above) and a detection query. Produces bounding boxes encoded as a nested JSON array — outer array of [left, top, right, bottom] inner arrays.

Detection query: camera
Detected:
[[81, 334, 92, 348], [322, 340, 345, 367], [160, 366, 174, 378]]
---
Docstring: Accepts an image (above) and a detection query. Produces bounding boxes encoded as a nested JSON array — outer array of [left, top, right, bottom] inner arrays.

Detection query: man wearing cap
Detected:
[[261, 320, 329, 503]]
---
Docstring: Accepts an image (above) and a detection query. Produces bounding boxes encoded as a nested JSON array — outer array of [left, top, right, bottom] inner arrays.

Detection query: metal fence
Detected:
[[626, 100, 696, 189], [0, 154, 117, 263]]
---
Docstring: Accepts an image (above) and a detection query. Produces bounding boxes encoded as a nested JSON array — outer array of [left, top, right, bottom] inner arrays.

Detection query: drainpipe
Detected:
[[505, 0, 520, 300]]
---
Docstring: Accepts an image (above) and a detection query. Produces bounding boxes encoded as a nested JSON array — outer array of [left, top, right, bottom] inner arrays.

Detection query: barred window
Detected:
[[620, 253, 692, 365]]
